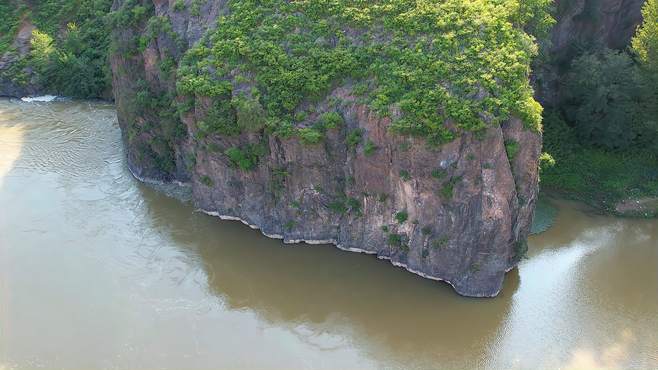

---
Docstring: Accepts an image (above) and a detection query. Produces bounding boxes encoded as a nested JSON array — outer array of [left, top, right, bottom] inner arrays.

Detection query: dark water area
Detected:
[[1, 99, 657, 369]]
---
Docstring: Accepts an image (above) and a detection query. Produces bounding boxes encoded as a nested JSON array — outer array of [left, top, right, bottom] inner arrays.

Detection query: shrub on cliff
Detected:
[[225, 144, 267, 171]]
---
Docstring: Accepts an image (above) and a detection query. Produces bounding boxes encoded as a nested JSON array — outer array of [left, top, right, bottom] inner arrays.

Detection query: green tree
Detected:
[[562, 49, 643, 149], [632, 0, 658, 147], [632, 0, 658, 74]]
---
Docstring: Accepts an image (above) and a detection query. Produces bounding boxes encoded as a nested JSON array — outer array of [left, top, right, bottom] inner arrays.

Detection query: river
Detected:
[[0, 98, 656, 369]]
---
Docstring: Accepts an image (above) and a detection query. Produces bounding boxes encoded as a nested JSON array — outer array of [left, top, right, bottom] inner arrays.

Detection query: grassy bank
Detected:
[[541, 111, 658, 216]]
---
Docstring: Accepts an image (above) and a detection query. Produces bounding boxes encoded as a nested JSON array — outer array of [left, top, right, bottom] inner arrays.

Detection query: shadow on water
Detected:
[[0, 98, 516, 368], [135, 181, 519, 367]]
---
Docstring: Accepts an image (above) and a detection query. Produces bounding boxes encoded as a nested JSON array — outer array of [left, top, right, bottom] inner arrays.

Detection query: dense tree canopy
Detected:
[[562, 49, 644, 149], [0, 0, 113, 98]]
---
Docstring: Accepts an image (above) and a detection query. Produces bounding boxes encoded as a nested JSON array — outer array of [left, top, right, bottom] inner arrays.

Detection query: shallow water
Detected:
[[0, 99, 656, 369]]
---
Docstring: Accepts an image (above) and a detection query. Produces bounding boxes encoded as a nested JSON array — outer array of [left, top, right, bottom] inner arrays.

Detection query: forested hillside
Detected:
[[539, 0, 658, 215], [0, 0, 112, 98]]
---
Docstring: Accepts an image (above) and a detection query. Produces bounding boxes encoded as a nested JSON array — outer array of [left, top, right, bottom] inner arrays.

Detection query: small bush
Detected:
[[431, 168, 447, 179], [421, 249, 429, 259], [346, 197, 361, 214], [539, 152, 556, 171], [225, 144, 267, 171], [440, 176, 461, 200], [432, 236, 449, 249], [505, 139, 520, 161], [346, 129, 363, 149], [200, 175, 213, 187], [190, 0, 202, 16], [387, 233, 403, 247], [399, 170, 411, 181], [421, 226, 432, 235], [395, 210, 408, 223], [270, 167, 288, 193], [198, 99, 240, 136], [364, 139, 377, 156], [328, 200, 347, 214], [234, 96, 266, 132], [173, 0, 185, 11], [319, 112, 344, 129], [298, 127, 324, 145]]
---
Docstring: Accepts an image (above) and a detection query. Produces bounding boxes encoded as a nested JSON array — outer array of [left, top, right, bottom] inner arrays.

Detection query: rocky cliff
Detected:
[[108, 0, 548, 297], [0, 0, 643, 297]]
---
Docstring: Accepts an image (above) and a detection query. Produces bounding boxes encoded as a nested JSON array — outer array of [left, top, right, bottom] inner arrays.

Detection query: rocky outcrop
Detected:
[[108, 0, 544, 297], [186, 102, 539, 297]]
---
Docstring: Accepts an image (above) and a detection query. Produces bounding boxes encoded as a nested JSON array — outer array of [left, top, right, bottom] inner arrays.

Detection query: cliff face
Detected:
[[187, 105, 540, 297], [108, 0, 546, 297]]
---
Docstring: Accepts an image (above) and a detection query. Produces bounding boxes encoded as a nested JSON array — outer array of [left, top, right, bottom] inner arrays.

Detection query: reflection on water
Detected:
[[0, 99, 657, 369]]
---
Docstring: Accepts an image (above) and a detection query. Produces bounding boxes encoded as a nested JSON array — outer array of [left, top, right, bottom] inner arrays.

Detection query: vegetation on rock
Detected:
[[176, 0, 552, 146]]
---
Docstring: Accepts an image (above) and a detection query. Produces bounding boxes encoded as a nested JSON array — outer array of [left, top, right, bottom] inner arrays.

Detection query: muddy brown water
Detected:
[[1, 99, 657, 369]]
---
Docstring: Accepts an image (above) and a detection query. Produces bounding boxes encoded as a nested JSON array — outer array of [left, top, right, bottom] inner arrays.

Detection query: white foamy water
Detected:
[[20, 95, 58, 102]]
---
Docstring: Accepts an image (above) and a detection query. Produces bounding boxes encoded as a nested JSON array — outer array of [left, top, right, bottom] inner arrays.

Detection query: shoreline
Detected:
[[125, 161, 499, 298]]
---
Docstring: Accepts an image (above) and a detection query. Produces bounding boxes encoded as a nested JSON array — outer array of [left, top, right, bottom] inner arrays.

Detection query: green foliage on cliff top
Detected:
[[177, 0, 553, 145]]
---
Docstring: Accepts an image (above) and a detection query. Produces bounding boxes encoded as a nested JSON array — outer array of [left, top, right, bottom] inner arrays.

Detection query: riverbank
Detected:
[[541, 113, 658, 218]]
